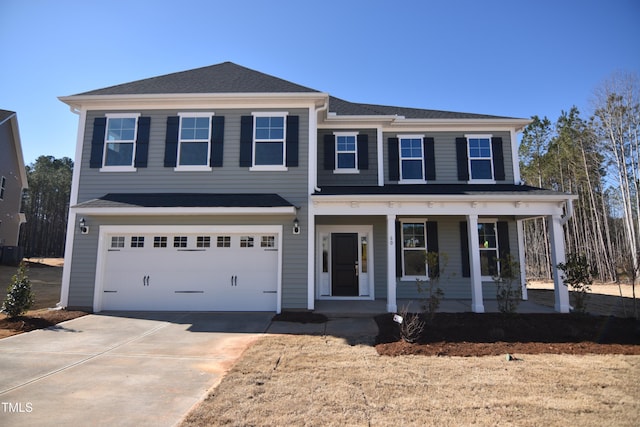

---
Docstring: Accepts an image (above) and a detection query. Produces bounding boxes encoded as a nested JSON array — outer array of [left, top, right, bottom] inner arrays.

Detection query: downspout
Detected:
[[560, 198, 574, 226], [312, 100, 328, 193]]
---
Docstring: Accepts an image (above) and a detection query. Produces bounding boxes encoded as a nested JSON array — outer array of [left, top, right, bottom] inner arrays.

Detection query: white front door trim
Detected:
[[316, 225, 374, 300]]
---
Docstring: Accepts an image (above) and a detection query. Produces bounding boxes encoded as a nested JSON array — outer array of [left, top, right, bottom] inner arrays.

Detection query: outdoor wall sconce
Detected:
[[293, 217, 300, 235], [79, 217, 89, 235]]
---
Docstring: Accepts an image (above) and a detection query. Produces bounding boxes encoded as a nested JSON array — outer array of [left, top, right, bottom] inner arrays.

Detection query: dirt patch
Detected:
[[0, 309, 88, 339], [375, 312, 640, 357]]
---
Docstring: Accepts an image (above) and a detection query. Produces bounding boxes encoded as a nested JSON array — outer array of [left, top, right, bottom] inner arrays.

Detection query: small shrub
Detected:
[[397, 306, 425, 343], [557, 253, 594, 314], [493, 254, 522, 314], [416, 252, 447, 324], [2, 261, 35, 318]]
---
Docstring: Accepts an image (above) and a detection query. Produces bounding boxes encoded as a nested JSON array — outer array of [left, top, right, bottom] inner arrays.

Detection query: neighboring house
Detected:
[[0, 110, 28, 263], [58, 62, 575, 314]]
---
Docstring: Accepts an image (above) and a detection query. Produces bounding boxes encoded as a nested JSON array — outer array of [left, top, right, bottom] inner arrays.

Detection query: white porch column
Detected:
[[467, 214, 485, 313], [386, 214, 397, 312], [548, 214, 570, 313], [517, 219, 528, 300], [307, 204, 315, 311]]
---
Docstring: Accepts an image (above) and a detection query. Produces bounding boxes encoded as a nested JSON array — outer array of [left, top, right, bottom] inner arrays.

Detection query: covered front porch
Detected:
[[309, 185, 578, 314]]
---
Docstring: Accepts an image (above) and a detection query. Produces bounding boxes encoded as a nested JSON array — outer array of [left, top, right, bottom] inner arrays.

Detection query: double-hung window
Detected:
[[103, 114, 139, 169], [467, 135, 494, 181], [334, 132, 358, 173], [252, 113, 287, 169], [478, 222, 499, 277], [401, 221, 427, 278], [399, 136, 425, 182], [177, 113, 213, 170]]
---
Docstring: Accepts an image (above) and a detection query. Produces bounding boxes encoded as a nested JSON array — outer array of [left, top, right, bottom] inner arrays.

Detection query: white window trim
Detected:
[[333, 131, 359, 174], [174, 112, 215, 172], [250, 111, 288, 170], [100, 113, 140, 172], [399, 134, 426, 184], [400, 218, 430, 280], [465, 134, 495, 184], [478, 220, 500, 280]]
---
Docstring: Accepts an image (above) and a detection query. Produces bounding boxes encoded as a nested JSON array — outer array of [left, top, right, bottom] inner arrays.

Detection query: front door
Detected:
[[331, 233, 359, 296]]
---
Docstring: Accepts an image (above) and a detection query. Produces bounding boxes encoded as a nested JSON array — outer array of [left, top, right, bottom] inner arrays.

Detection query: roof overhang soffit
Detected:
[[320, 115, 532, 132], [59, 93, 329, 112]]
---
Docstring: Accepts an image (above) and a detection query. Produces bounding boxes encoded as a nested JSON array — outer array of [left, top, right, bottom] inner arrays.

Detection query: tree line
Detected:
[[520, 71, 639, 293], [19, 156, 73, 257]]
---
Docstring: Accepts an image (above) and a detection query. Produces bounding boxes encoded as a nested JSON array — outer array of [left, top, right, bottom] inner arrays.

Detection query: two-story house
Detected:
[[0, 110, 28, 265], [59, 62, 575, 314]]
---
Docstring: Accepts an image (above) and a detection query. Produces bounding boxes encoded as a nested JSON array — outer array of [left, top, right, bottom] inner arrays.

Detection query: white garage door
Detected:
[[98, 228, 279, 311]]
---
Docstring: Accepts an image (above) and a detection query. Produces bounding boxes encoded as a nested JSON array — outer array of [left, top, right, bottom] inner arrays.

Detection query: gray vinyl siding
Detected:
[[0, 119, 25, 247], [316, 129, 378, 186], [383, 131, 514, 184], [67, 214, 307, 310], [69, 108, 310, 311]]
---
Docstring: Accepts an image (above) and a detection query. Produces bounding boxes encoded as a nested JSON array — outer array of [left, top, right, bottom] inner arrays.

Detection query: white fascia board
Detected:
[[71, 206, 297, 216], [312, 193, 577, 204], [58, 93, 329, 111]]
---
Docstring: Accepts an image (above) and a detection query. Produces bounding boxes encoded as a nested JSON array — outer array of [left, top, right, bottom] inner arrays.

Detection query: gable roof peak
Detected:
[[74, 61, 322, 96]]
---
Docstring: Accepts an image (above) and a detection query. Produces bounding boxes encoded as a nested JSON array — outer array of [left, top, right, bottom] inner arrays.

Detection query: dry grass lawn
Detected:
[[182, 334, 640, 427]]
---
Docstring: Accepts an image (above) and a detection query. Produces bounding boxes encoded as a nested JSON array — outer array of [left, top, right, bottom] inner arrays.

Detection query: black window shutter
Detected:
[[239, 116, 253, 167], [357, 134, 369, 170], [456, 137, 469, 181], [90, 117, 107, 168], [424, 137, 436, 180], [460, 221, 470, 277], [492, 137, 505, 181], [210, 116, 225, 167], [388, 138, 400, 181], [395, 220, 403, 278], [134, 116, 150, 168], [164, 116, 179, 167], [426, 221, 439, 279], [285, 115, 299, 167], [324, 134, 335, 170]]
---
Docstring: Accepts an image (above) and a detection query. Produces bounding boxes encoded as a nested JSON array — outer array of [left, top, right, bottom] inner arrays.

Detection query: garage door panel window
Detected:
[[241, 236, 254, 248], [261, 236, 276, 248], [217, 236, 231, 248], [174, 236, 188, 248], [111, 236, 125, 248], [154, 236, 167, 248], [131, 236, 145, 248], [197, 236, 211, 248]]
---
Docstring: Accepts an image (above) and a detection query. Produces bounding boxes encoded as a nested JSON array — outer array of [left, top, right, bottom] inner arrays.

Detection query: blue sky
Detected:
[[2, 0, 639, 165]]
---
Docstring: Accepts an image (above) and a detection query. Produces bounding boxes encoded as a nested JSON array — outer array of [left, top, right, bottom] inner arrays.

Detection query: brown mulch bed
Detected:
[[272, 311, 328, 323], [0, 310, 88, 338], [375, 312, 640, 356]]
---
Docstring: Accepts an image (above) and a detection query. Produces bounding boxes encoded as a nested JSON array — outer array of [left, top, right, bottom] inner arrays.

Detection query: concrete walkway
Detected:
[[0, 312, 273, 427]]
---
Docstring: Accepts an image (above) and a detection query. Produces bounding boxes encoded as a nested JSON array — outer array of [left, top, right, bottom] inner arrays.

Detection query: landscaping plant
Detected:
[[415, 251, 447, 324], [557, 253, 594, 314], [1, 261, 34, 318], [396, 305, 425, 343], [493, 254, 522, 314]]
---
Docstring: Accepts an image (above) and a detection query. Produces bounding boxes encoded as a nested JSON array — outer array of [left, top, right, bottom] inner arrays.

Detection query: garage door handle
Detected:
[[143, 275, 150, 286], [231, 275, 238, 286]]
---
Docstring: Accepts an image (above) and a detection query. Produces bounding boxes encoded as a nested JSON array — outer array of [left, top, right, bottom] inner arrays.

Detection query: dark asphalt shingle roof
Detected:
[[74, 193, 295, 208], [71, 62, 522, 120], [328, 97, 518, 120], [314, 184, 568, 197], [76, 62, 321, 96]]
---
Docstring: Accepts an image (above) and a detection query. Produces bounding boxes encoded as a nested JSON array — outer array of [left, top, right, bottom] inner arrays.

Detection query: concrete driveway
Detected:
[[0, 312, 273, 427]]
